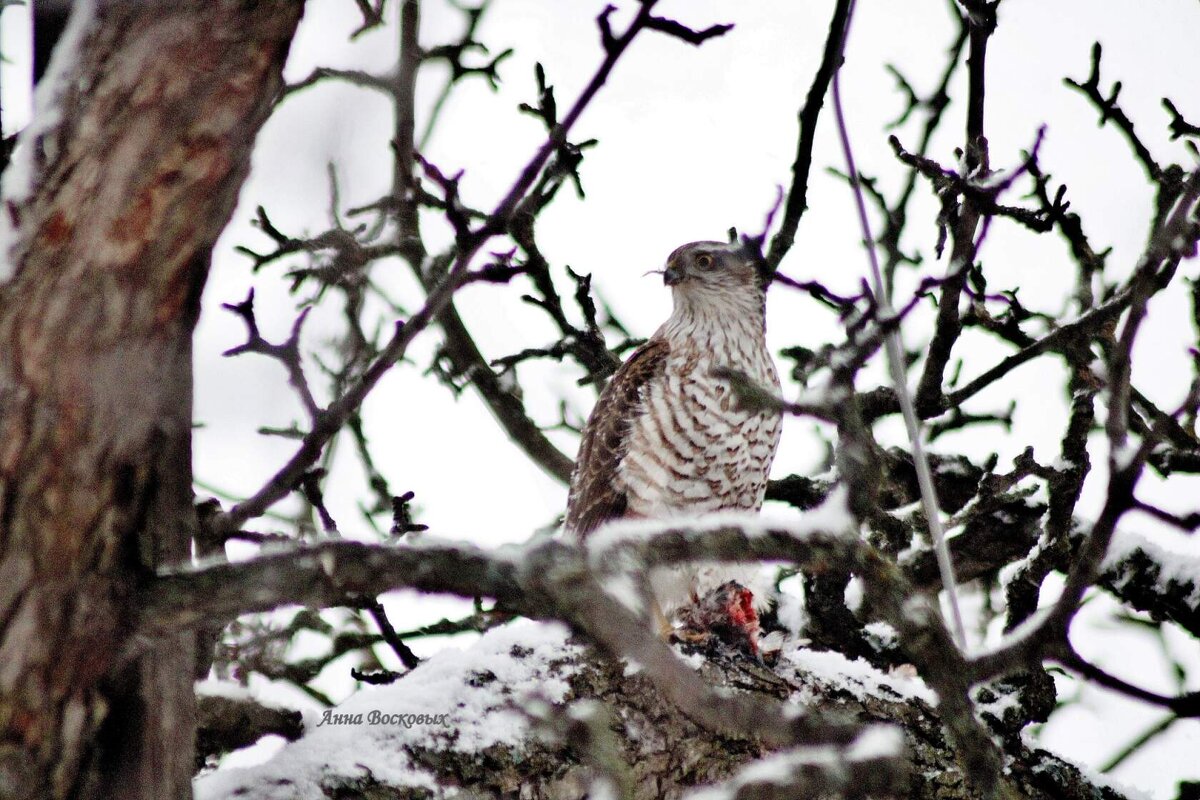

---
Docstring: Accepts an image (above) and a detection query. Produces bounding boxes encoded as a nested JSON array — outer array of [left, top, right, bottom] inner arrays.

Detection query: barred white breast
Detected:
[[565, 240, 782, 614]]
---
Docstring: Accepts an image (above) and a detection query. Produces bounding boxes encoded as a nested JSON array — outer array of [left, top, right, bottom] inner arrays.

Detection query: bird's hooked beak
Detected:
[[663, 263, 685, 286]]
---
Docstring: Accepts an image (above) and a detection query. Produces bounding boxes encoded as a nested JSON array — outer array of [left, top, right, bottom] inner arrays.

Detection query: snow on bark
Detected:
[[586, 487, 856, 556], [195, 621, 581, 799], [781, 646, 937, 705], [1101, 527, 1200, 608], [191, 599, 1138, 800]]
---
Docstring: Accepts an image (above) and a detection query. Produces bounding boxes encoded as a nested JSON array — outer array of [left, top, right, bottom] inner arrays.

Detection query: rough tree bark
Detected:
[[0, 2, 303, 798], [194, 625, 1128, 800]]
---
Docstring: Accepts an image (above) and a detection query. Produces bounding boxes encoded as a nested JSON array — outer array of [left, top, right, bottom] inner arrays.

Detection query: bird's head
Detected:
[[660, 240, 769, 313]]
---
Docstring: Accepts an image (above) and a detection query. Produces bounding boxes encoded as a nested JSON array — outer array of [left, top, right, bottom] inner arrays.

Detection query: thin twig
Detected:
[[220, 2, 698, 528], [830, 0, 967, 649], [765, 0, 852, 272]]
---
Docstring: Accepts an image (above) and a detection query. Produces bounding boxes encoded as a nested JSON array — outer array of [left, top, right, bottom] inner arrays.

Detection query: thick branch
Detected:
[[137, 540, 524, 638]]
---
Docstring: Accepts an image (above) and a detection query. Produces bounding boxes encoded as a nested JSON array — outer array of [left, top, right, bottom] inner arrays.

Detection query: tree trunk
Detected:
[[0, 3, 303, 798]]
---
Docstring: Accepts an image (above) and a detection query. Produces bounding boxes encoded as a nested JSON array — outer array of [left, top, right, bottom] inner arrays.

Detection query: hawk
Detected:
[[565, 240, 783, 629]]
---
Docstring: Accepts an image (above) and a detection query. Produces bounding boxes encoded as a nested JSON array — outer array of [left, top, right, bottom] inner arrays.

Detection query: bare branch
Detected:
[[283, 66, 393, 96], [221, 290, 320, 421], [1163, 96, 1200, 141], [1065, 42, 1161, 181], [642, 15, 733, 46], [766, 0, 852, 271]]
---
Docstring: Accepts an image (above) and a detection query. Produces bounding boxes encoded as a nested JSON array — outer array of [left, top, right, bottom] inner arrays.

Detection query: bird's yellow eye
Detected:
[[695, 253, 714, 269]]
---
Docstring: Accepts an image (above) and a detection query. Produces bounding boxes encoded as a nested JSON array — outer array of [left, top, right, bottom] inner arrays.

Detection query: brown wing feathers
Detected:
[[564, 338, 669, 539]]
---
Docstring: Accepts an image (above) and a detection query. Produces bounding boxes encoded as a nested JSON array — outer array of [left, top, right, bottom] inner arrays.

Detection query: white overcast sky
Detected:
[[3, 0, 1200, 795]]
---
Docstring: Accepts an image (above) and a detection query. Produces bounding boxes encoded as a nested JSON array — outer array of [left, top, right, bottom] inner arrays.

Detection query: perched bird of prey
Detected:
[[565, 240, 782, 634]]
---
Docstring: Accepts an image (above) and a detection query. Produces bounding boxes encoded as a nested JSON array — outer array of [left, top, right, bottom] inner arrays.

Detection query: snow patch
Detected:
[[843, 576, 864, 612], [587, 486, 856, 557], [1022, 730, 1155, 800], [601, 572, 646, 614], [1109, 439, 1141, 472], [775, 580, 807, 637], [863, 621, 899, 650], [1102, 527, 1200, 608], [195, 620, 580, 800], [845, 724, 905, 759], [783, 646, 936, 704], [675, 648, 707, 670], [973, 683, 1022, 722], [687, 724, 904, 800]]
